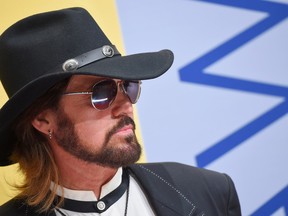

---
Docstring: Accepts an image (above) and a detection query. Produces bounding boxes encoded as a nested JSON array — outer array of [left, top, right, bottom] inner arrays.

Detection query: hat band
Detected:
[[62, 45, 120, 72]]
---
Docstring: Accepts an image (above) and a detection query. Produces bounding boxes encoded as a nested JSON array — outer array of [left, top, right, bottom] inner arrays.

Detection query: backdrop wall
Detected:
[[116, 0, 288, 215], [1, 1, 287, 215]]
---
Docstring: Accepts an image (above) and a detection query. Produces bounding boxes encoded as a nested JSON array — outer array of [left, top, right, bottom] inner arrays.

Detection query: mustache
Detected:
[[106, 116, 136, 140]]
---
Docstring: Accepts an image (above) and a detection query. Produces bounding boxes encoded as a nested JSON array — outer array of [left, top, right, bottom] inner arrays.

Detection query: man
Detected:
[[0, 7, 241, 216]]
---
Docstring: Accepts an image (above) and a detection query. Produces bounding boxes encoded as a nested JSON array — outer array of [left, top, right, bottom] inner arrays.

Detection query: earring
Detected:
[[48, 130, 52, 140]]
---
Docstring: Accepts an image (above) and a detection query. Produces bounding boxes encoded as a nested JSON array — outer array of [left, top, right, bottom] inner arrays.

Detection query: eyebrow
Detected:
[[84, 81, 95, 91], [69, 77, 102, 92]]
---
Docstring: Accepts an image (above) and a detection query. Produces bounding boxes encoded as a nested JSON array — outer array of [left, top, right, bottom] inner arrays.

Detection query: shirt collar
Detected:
[[51, 168, 123, 201]]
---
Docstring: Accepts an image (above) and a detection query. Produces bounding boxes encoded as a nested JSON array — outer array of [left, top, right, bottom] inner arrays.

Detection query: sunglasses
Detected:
[[63, 79, 141, 110]]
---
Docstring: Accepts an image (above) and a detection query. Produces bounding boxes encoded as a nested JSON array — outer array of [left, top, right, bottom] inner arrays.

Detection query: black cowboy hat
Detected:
[[0, 7, 174, 166]]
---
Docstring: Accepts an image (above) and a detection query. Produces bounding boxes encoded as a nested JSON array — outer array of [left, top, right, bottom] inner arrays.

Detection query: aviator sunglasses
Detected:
[[63, 79, 141, 110]]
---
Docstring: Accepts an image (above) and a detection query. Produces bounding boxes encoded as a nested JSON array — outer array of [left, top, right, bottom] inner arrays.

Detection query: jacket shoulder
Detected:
[[0, 198, 51, 216], [0, 198, 27, 216], [129, 162, 241, 215], [130, 162, 236, 198], [130, 162, 226, 182]]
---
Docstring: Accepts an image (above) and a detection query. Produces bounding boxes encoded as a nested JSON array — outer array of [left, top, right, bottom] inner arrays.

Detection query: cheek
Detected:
[[73, 119, 108, 146], [59, 99, 113, 146]]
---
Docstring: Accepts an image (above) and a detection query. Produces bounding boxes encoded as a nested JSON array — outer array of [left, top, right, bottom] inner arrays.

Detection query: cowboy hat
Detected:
[[0, 7, 173, 166]]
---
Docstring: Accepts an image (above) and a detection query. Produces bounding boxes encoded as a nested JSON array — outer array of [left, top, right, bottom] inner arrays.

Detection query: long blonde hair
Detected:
[[11, 78, 69, 213]]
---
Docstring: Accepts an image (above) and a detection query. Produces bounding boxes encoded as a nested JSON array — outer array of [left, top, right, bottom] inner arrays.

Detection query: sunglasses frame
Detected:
[[63, 79, 141, 110]]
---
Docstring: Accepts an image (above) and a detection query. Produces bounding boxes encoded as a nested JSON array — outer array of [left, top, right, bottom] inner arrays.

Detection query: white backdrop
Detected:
[[116, 0, 288, 215]]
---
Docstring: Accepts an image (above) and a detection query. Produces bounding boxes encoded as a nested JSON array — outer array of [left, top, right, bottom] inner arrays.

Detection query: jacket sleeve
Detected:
[[223, 174, 242, 216]]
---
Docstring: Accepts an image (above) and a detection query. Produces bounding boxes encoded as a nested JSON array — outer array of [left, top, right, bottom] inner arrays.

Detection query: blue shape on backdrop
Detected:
[[179, 0, 288, 168], [250, 186, 288, 215]]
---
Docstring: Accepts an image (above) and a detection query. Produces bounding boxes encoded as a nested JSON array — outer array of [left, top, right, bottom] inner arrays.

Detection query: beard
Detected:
[[53, 108, 142, 168]]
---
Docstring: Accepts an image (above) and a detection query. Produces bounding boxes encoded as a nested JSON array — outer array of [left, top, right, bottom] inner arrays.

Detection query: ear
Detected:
[[31, 110, 55, 135]]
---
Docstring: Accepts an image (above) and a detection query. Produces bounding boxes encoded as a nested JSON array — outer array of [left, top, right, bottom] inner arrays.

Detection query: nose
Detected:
[[111, 86, 134, 118]]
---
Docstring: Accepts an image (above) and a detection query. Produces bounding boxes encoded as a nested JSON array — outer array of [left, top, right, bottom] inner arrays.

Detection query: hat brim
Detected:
[[0, 49, 173, 166]]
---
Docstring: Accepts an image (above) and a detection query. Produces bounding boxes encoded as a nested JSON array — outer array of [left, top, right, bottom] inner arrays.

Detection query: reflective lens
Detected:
[[91, 79, 118, 110], [121, 81, 141, 104]]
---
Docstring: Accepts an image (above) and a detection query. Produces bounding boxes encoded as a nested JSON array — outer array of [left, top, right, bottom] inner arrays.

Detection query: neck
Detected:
[[51, 143, 117, 198]]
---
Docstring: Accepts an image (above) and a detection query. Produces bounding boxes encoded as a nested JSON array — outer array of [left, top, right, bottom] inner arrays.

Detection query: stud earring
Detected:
[[48, 130, 53, 140]]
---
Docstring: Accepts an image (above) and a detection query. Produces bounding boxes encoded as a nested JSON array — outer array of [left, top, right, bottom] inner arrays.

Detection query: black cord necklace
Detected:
[[55, 169, 130, 216], [124, 178, 130, 216]]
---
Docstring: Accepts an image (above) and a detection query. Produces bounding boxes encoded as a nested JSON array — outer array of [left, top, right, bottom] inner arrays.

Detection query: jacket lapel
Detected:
[[128, 164, 204, 216]]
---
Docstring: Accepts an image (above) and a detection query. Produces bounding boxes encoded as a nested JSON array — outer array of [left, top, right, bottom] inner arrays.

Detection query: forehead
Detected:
[[66, 75, 118, 90], [68, 75, 102, 86]]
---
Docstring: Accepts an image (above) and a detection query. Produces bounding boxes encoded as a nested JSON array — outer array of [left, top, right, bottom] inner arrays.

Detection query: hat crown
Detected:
[[0, 7, 112, 97]]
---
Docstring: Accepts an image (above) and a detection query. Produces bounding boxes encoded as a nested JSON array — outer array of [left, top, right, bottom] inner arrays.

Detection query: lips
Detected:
[[116, 124, 134, 134]]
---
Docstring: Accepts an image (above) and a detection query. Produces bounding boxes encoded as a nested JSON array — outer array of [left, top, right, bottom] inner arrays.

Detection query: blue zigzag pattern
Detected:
[[179, 0, 288, 168], [179, 0, 288, 214], [251, 186, 288, 215]]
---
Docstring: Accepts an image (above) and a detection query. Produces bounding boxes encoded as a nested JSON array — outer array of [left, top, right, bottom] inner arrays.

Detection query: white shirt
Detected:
[[54, 168, 155, 216]]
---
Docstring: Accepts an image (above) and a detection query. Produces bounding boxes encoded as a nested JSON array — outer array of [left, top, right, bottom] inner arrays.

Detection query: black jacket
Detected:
[[0, 162, 241, 216]]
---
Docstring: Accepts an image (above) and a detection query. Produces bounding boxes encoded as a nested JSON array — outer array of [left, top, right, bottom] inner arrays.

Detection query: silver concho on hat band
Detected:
[[62, 59, 79, 71], [62, 45, 119, 72], [102, 45, 114, 57]]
